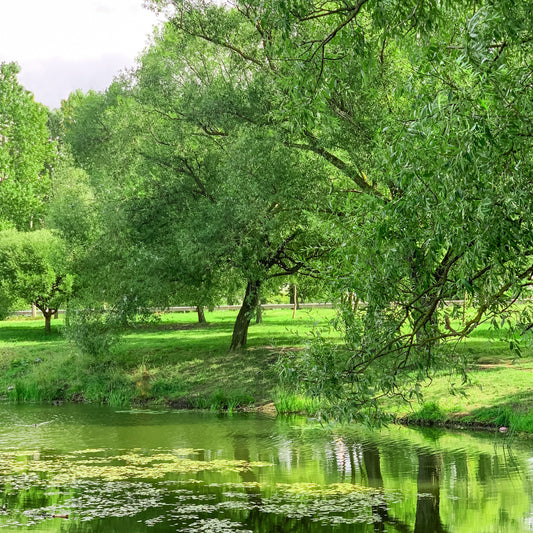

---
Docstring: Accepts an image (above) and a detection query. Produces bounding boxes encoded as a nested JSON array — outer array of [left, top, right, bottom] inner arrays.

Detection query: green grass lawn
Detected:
[[0, 308, 336, 408], [0, 307, 532, 432], [383, 320, 533, 432]]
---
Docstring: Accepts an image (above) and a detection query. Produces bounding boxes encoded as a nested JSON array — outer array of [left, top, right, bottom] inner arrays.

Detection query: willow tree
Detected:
[[59, 17, 334, 351], [148, 0, 533, 418], [139, 21, 334, 349]]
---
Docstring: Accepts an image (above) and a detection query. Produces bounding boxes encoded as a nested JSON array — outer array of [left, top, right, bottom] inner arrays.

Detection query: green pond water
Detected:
[[0, 405, 531, 532]]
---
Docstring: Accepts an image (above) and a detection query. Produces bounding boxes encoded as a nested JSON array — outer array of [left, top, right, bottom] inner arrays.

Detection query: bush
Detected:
[[64, 308, 119, 357], [409, 401, 446, 424]]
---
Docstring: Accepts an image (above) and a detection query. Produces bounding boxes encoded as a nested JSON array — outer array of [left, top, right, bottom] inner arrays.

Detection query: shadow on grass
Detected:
[[133, 322, 220, 332], [166, 346, 279, 402], [0, 325, 63, 343], [471, 390, 533, 412], [467, 391, 533, 431]]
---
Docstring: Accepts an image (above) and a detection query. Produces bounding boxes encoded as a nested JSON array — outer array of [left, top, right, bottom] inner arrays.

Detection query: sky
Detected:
[[0, 0, 162, 109]]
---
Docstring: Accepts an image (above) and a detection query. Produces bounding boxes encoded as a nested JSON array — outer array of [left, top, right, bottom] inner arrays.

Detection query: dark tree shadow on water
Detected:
[[414, 451, 447, 533], [359, 441, 448, 533], [360, 442, 412, 533]]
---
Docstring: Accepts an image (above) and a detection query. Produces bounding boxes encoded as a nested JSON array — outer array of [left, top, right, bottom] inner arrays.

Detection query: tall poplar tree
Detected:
[[0, 62, 54, 229]]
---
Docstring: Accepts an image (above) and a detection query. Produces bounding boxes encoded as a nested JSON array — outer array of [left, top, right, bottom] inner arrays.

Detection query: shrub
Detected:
[[409, 401, 446, 424]]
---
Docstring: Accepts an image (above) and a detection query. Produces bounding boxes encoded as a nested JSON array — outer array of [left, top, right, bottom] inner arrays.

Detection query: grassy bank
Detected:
[[0, 308, 334, 409], [0, 308, 532, 432]]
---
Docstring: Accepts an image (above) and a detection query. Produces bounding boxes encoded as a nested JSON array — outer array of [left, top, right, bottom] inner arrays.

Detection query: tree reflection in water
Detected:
[[357, 439, 449, 533], [414, 451, 447, 533]]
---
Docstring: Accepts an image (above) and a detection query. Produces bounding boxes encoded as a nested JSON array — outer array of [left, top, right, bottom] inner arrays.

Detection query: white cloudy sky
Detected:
[[0, 0, 162, 108]]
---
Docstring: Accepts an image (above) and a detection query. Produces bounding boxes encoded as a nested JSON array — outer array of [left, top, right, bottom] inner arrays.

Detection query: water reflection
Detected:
[[0, 405, 531, 532], [414, 451, 446, 533], [362, 442, 390, 531]]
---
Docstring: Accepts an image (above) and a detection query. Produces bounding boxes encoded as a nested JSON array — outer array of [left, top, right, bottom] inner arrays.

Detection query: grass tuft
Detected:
[[191, 390, 255, 412], [274, 390, 321, 415], [406, 401, 446, 424]]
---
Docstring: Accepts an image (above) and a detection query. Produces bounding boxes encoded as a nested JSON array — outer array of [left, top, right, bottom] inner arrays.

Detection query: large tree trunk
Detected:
[[229, 280, 261, 351], [43, 311, 52, 334], [196, 305, 207, 324]]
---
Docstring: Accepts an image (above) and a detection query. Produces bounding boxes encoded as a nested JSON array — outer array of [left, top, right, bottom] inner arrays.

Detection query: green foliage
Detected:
[[64, 293, 158, 357], [149, 370, 186, 401], [0, 228, 73, 329], [192, 390, 255, 412], [46, 156, 98, 248], [61, 89, 119, 173], [5, 358, 31, 379], [0, 62, 55, 229], [469, 405, 533, 434], [408, 402, 446, 425], [274, 390, 321, 415], [511, 411, 533, 433], [64, 307, 119, 357], [0, 290, 11, 320]]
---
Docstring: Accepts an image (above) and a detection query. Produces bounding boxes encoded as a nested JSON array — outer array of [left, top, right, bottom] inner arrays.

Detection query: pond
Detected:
[[0, 404, 531, 532]]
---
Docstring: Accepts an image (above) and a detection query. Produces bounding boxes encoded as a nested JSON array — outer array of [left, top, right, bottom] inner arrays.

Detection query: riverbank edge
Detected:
[[0, 390, 531, 436], [128, 393, 533, 435], [250, 402, 533, 436], [1, 310, 532, 434]]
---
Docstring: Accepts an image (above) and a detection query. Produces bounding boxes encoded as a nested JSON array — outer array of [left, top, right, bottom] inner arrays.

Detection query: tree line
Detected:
[[1, 0, 532, 420]]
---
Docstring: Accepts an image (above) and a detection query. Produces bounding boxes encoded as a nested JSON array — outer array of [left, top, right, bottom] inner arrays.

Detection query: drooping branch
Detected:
[[345, 261, 533, 383]]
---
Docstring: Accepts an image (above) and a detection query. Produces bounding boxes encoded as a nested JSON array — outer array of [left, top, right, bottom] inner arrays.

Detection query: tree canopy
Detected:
[[0, 228, 73, 332], [3, 1, 531, 420], [0, 62, 54, 230], [144, 0, 533, 418]]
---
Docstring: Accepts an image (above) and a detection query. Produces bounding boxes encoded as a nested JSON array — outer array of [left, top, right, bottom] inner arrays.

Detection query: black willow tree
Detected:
[[144, 0, 533, 419]]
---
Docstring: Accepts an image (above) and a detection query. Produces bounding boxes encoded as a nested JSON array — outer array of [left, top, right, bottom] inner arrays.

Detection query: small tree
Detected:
[[0, 229, 73, 333]]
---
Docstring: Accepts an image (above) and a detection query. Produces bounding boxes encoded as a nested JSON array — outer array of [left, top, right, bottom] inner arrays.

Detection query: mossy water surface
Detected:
[[0, 404, 531, 532]]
